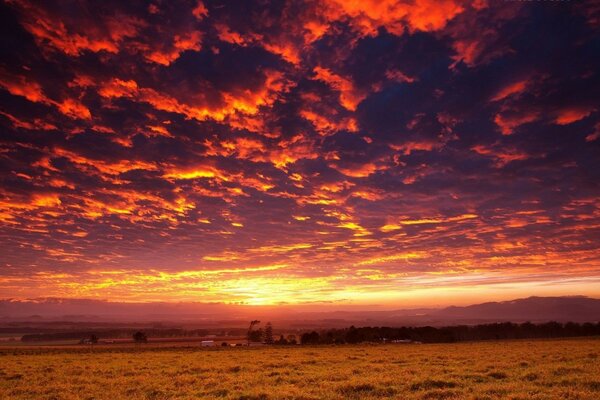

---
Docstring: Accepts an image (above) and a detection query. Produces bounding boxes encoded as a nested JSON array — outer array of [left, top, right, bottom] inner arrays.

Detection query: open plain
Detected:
[[1, 338, 599, 400]]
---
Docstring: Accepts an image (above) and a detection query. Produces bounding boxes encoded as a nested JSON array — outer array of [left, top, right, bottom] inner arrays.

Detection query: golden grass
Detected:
[[1, 338, 599, 399]]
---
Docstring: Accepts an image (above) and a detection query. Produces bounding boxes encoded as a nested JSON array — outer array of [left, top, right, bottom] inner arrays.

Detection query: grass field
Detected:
[[1, 338, 599, 399]]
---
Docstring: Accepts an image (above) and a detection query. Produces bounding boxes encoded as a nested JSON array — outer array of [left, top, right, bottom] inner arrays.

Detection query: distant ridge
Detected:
[[432, 296, 600, 323], [1, 296, 599, 326]]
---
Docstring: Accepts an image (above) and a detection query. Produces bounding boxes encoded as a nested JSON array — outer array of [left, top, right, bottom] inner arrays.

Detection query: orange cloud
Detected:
[[300, 109, 358, 135], [144, 31, 202, 66], [0, 70, 93, 120], [146, 125, 173, 138], [263, 41, 302, 65], [32, 194, 62, 207], [98, 78, 139, 98], [57, 98, 92, 120], [303, 20, 329, 43], [48, 148, 158, 177], [98, 70, 291, 127], [381, 214, 478, 232], [323, 0, 464, 36], [313, 66, 366, 111], [330, 162, 381, 178], [162, 167, 222, 180]]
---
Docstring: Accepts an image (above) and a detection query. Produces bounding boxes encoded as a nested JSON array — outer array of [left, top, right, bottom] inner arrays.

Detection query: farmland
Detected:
[[1, 338, 599, 399]]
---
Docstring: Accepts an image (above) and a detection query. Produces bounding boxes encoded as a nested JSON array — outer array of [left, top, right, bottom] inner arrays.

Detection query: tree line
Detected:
[[20, 321, 600, 344], [299, 321, 600, 344], [20, 328, 209, 342]]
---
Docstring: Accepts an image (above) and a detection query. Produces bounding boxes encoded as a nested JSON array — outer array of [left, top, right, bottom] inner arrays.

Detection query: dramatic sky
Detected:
[[1, 0, 599, 308]]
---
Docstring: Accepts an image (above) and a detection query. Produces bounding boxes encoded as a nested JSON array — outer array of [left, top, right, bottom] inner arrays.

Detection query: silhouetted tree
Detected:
[[248, 328, 263, 343], [264, 322, 274, 344], [301, 331, 320, 345], [247, 320, 260, 345], [133, 331, 147, 343], [89, 334, 98, 345], [345, 325, 360, 343]]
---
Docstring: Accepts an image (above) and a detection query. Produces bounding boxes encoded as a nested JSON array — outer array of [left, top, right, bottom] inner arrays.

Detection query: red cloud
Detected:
[[586, 122, 600, 142], [472, 144, 530, 167], [0, 70, 48, 103], [11, 1, 144, 56], [554, 107, 595, 125], [491, 79, 529, 102], [494, 111, 539, 135], [192, 1, 209, 20], [0, 111, 57, 131]]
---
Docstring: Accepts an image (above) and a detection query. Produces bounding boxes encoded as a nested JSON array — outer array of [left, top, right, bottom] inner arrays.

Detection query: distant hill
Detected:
[[1, 296, 599, 328], [431, 296, 600, 323], [284, 296, 600, 326]]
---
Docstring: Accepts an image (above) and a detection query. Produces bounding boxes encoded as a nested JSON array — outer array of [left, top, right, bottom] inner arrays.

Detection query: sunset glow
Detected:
[[1, 0, 599, 308]]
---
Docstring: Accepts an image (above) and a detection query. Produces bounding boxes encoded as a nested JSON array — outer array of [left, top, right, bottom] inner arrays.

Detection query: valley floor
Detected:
[[1, 338, 599, 399]]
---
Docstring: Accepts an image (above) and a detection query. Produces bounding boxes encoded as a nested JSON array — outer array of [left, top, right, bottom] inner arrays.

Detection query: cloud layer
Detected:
[[1, 0, 599, 306]]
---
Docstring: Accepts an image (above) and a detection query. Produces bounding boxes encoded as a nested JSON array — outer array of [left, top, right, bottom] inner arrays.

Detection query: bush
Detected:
[[133, 331, 148, 343]]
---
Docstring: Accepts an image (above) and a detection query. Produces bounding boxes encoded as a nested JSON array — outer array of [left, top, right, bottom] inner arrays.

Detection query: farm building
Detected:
[[201, 340, 215, 347]]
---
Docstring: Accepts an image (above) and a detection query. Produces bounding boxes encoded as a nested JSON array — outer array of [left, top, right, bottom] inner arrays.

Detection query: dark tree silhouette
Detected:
[[291, 322, 600, 345], [247, 320, 260, 345], [248, 328, 263, 343], [275, 335, 288, 345], [264, 322, 274, 344], [301, 331, 320, 345], [133, 331, 147, 343], [89, 334, 98, 345]]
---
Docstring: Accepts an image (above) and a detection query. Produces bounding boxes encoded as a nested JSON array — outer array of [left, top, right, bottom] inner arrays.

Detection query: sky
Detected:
[[0, 0, 599, 309]]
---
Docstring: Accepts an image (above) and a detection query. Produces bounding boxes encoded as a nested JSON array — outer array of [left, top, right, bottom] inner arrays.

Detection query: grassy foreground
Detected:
[[1, 338, 599, 399]]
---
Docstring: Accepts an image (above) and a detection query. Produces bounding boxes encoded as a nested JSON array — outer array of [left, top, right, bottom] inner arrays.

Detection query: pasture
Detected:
[[1, 338, 599, 399]]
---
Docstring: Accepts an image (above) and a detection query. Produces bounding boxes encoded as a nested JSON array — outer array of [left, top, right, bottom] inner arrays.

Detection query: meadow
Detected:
[[1, 338, 599, 400]]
